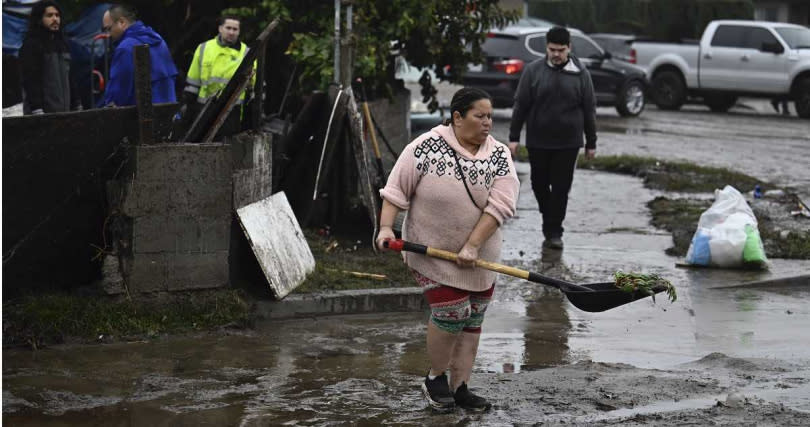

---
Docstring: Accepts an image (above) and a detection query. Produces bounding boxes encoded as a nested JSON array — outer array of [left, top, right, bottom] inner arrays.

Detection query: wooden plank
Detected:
[[2, 105, 177, 294], [344, 88, 380, 251], [236, 192, 315, 299]]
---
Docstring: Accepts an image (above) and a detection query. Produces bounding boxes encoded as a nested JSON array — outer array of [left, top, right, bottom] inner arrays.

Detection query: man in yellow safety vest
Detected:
[[181, 15, 254, 138]]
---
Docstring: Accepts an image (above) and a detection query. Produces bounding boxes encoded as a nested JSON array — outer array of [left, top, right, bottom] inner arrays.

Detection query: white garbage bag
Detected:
[[685, 185, 768, 268]]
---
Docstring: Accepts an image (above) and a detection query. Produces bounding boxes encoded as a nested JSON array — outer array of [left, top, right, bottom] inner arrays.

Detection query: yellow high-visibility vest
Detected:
[[184, 38, 255, 104]]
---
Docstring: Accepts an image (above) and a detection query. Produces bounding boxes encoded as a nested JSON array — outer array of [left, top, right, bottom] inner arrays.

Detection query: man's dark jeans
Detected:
[[527, 147, 580, 240]]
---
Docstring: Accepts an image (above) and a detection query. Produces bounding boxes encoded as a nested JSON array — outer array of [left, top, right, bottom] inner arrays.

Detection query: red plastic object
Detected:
[[92, 70, 105, 91], [384, 239, 404, 251]]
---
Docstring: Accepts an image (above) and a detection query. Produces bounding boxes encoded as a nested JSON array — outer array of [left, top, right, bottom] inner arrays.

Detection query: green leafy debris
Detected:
[[613, 271, 677, 303]]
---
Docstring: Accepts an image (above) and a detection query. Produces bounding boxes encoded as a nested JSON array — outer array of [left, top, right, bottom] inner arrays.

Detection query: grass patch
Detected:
[[294, 229, 414, 293], [647, 197, 711, 256], [3, 289, 252, 349], [578, 155, 760, 193], [758, 226, 810, 259]]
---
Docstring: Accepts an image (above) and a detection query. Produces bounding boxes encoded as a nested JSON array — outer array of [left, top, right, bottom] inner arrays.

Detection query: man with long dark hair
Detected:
[[19, 0, 82, 114]]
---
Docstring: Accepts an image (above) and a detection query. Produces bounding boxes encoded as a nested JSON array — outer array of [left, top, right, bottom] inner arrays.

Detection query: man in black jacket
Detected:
[[19, 0, 82, 114], [508, 26, 597, 250]]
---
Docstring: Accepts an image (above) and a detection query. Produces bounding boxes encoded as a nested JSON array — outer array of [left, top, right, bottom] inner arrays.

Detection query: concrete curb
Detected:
[[251, 272, 809, 319], [253, 287, 427, 319], [711, 274, 810, 289]]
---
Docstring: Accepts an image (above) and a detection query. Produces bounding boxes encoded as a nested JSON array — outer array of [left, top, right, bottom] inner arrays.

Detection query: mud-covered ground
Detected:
[[476, 352, 810, 426], [5, 315, 810, 426]]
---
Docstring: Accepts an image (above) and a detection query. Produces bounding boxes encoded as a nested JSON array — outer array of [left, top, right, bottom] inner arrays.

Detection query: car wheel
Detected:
[[652, 70, 686, 110], [794, 78, 810, 119], [704, 94, 738, 113], [615, 79, 646, 117]]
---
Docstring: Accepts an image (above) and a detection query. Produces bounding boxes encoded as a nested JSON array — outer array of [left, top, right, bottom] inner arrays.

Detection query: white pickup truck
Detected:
[[631, 20, 810, 118]]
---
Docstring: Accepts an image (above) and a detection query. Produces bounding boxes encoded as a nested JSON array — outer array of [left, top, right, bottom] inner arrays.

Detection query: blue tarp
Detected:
[[2, 11, 28, 55]]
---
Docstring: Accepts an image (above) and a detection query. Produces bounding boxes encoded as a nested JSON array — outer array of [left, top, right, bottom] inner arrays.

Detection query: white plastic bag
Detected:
[[685, 185, 767, 268]]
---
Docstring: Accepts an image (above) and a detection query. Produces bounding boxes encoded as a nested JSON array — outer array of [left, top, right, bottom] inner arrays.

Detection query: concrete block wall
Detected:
[[117, 143, 233, 293], [229, 131, 273, 209], [368, 89, 410, 176], [104, 131, 274, 295]]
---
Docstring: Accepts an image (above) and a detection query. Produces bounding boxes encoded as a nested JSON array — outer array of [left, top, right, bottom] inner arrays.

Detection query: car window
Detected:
[[572, 36, 603, 59], [746, 28, 778, 50], [711, 25, 748, 48], [526, 34, 547, 56], [481, 35, 523, 58], [775, 27, 810, 49], [594, 37, 632, 56]]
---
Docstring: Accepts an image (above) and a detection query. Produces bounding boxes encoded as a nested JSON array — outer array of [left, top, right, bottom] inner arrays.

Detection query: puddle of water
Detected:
[[597, 124, 661, 136]]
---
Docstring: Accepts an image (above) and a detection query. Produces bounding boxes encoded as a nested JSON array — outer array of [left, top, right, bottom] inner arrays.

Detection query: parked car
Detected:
[[631, 20, 810, 118], [589, 33, 638, 63], [462, 26, 649, 117]]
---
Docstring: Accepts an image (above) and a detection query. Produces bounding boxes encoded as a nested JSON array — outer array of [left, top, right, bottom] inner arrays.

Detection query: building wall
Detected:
[[368, 89, 411, 177]]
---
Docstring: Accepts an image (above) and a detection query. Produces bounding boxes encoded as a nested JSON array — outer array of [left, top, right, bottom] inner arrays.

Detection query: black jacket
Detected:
[[509, 55, 597, 150], [19, 25, 80, 113]]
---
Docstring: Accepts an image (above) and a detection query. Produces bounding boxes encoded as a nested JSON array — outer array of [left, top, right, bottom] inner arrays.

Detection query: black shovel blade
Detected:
[[563, 282, 667, 313]]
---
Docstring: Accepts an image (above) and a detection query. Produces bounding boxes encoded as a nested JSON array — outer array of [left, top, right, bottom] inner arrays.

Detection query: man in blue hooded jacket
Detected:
[[101, 4, 177, 106]]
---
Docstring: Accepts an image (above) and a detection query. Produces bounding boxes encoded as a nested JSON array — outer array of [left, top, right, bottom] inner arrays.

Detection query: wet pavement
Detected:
[[4, 98, 810, 425]]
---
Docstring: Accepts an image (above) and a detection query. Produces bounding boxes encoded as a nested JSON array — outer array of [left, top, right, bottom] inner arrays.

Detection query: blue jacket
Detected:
[[102, 21, 178, 107]]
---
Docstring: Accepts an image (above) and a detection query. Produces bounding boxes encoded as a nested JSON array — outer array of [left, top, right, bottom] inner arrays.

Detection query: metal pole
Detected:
[[342, 1, 353, 88], [334, 0, 341, 85], [346, 3, 352, 32]]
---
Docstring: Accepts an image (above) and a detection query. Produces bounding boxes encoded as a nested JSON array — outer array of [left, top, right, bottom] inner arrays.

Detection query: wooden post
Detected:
[[134, 44, 153, 144], [344, 88, 380, 251]]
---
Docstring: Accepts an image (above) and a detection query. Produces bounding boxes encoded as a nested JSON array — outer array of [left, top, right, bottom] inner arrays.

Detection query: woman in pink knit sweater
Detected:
[[377, 87, 520, 412]]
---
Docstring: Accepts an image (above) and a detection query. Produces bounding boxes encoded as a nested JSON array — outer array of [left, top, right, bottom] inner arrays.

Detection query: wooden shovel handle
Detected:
[[383, 239, 593, 291], [421, 246, 532, 281]]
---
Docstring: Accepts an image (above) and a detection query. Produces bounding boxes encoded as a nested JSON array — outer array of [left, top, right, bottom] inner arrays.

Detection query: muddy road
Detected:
[[5, 101, 810, 425]]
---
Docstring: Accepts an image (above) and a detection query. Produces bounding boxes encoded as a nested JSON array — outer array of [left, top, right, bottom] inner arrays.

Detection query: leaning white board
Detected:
[[236, 192, 315, 299]]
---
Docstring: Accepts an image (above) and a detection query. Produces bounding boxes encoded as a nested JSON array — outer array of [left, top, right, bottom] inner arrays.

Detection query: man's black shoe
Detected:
[[454, 382, 492, 411], [422, 373, 455, 411], [543, 237, 564, 249]]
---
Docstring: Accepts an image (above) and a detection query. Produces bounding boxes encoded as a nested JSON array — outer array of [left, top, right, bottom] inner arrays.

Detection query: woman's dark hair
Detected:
[[546, 26, 570, 45], [28, 0, 63, 33], [443, 87, 491, 126]]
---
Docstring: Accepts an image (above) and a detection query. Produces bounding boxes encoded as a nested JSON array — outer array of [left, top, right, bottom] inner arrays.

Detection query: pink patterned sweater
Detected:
[[380, 125, 520, 291]]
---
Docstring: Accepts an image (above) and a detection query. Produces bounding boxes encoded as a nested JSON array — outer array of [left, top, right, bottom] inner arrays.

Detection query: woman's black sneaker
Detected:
[[422, 373, 455, 412], [453, 382, 492, 411]]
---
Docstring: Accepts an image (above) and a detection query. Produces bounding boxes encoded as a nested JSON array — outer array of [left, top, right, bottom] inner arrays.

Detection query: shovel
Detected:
[[383, 239, 667, 313]]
